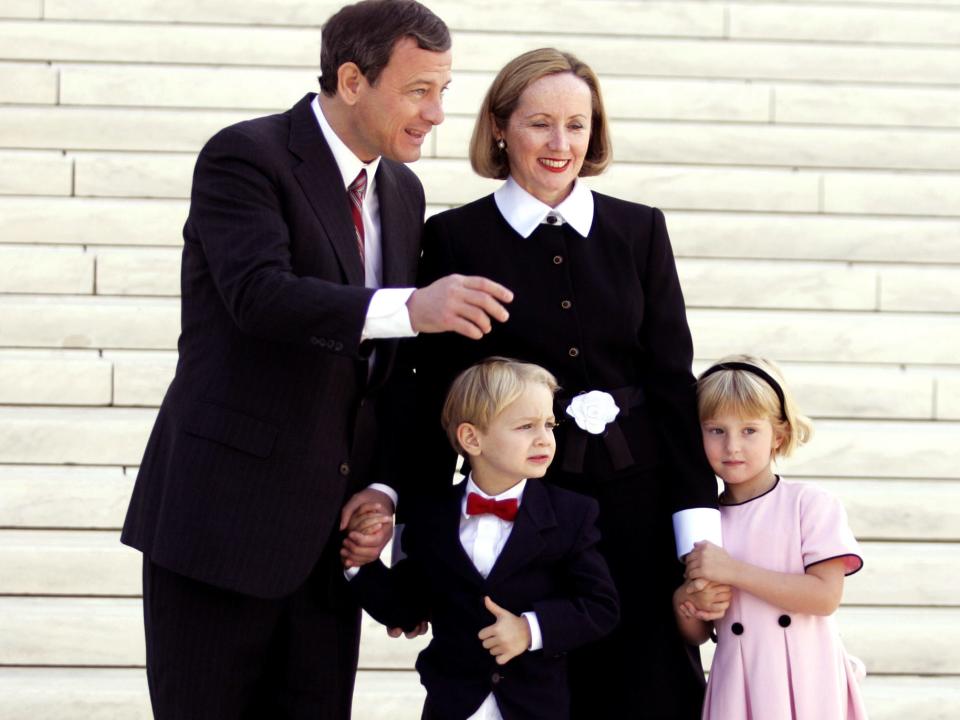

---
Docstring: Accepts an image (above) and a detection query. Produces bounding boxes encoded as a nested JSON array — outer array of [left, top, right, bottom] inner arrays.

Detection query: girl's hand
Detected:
[[682, 578, 732, 621], [685, 541, 739, 586]]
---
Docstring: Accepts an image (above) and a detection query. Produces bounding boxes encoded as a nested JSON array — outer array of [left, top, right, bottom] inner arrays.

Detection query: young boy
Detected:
[[345, 357, 619, 720]]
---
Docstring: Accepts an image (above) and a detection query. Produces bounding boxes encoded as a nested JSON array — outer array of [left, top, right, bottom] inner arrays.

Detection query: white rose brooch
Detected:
[[565, 391, 620, 435]]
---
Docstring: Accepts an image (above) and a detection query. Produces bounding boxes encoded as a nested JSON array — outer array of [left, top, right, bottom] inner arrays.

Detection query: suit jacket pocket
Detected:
[[182, 400, 278, 458]]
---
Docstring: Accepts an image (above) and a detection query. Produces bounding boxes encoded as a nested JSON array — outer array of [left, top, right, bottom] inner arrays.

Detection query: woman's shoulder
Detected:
[[590, 190, 659, 222], [424, 194, 498, 231]]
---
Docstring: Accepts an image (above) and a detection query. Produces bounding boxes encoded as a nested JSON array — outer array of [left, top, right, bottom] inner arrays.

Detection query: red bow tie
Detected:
[[466, 492, 519, 522]]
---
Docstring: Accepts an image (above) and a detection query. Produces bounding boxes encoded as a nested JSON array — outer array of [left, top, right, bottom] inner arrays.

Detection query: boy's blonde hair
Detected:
[[441, 357, 559, 455], [696, 354, 813, 458]]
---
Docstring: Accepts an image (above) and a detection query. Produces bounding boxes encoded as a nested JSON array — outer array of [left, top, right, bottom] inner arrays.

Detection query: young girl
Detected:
[[674, 354, 868, 720]]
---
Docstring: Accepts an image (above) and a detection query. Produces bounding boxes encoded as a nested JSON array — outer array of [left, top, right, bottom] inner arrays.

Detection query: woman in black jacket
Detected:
[[411, 48, 722, 718]]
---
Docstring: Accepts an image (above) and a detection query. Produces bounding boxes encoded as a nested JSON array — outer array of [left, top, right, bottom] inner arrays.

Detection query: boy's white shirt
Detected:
[[459, 475, 541, 720]]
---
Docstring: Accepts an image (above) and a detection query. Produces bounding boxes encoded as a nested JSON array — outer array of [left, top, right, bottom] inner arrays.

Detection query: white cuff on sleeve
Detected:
[[672, 507, 723, 559], [361, 288, 416, 341], [344, 566, 360, 580], [365, 483, 398, 511], [522, 611, 543, 651]]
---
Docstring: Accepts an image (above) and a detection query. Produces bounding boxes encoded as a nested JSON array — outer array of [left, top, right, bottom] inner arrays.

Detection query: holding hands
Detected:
[[339, 488, 394, 569], [685, 540, 740, 586], [675, 577, 732, 622], [479, 596, 531, 666]]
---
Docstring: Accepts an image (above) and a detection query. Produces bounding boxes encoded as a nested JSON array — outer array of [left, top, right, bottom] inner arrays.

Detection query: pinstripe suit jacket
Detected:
[[121, 93, 424, 599]]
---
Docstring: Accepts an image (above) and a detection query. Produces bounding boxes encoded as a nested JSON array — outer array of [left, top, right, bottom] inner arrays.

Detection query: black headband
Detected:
[[699, 361, 787, 421]]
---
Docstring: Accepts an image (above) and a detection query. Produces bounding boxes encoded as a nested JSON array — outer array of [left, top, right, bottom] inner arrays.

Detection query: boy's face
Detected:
[[470, 383, 557, 487]]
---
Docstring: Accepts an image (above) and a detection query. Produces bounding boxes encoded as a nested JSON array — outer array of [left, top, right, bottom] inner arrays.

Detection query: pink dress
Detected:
[[703, 478, 869, 720]]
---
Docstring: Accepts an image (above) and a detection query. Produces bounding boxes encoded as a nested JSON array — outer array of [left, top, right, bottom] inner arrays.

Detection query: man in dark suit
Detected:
[[120, 2, 512, 717]]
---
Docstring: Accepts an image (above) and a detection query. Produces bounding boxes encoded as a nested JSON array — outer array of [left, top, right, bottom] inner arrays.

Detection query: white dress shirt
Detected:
[[493, 176, 723, 557], [459, 476, 542, 720], [311, 96, 416, 344], [313, 96, 418, 509]]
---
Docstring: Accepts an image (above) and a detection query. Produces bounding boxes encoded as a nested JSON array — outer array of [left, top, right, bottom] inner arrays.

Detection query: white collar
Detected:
[[461, 474, 526, 518], [493, 176, 594, 239], [311, 95, 381, 192]]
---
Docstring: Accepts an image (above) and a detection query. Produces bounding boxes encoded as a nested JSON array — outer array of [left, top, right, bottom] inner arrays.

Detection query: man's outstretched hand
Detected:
[[407, 274, 513, 339]]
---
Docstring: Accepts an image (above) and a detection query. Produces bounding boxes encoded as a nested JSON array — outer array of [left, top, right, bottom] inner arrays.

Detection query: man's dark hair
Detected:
[[319, 0, 451, 96]]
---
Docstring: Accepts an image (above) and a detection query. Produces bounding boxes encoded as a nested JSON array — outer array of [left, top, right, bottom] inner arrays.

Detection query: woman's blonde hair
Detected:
[[696, 354, 813, 458], [441, 357, 558, 455], [469, 47, 612, 180]]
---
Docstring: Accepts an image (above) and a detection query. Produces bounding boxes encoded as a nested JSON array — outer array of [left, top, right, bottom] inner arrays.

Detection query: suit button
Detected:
[[309, 336, 321, 346], [339, 462, 350, 476], [731, 622, 744, 636], [553, 255, 563, 265], [491, 672, 502, 684], [568, 347, 579, 358], [560, 300, 572, 310], [334, 341, 343, 352], [778, 614, 791, 628]]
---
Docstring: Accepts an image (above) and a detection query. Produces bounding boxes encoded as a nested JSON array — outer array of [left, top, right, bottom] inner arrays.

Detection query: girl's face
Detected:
[[701, 412, 782, 501]]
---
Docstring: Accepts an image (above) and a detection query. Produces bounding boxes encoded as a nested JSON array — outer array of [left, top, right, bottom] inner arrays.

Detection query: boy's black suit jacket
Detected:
[[121, 93, 423, 599], [350, 479, 620, 720]]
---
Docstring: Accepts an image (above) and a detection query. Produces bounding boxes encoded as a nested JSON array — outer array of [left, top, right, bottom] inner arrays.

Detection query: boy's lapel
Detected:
[[486, 481, 556, 587], [431, 482, 486, 586]]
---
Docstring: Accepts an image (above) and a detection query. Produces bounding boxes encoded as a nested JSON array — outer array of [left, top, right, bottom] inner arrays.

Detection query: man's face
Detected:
[[352, 37, 451, 163]]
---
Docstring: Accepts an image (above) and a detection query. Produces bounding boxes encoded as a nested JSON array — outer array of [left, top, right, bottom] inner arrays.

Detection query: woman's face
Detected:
[[498, 72, 593, 207]]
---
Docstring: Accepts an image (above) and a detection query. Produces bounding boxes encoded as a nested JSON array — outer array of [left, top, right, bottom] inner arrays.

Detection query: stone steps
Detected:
[[0, 595, 955, 675], [0, 667, 956, 720], [1, 530, 955, 604], [2, 464, 959, 539]]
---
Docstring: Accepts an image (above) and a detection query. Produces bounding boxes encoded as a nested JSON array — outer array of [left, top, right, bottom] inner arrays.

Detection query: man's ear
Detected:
[[336, 62, 365, 105], [457, 423, 483, 457]]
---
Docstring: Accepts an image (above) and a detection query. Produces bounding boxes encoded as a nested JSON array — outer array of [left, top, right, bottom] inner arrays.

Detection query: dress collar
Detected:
[[461, 474, 527, 518], [493, 176, 594, 239], [311, 95, 381, 192]]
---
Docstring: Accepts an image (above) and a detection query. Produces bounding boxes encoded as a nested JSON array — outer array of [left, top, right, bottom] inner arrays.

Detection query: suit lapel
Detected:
[[430, 482, 486, 587], [486, 481, 555, 587], [375, 161, 418, 288], [288, 93, 364, 287]]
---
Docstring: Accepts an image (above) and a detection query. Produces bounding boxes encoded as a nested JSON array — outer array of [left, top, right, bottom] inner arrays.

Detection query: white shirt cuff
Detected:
[[344, 565, 360, 580], [366, 483, 398, 511], [673, 507, 723, 559], [522, 611, 543, 651], [361, 288, 416, 341]]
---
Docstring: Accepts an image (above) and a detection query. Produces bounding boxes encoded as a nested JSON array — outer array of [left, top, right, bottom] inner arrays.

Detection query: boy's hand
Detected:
[[685, 540, 739, 586], [340, 502, 393, 569], [478, 596, 531, 666], [387, 621, 429, 639], [679, 578, 731, 621]]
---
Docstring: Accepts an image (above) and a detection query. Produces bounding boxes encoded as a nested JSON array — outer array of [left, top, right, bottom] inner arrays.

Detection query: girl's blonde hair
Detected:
[[441, 357, 558, 455], [696, 354, 813, 458]]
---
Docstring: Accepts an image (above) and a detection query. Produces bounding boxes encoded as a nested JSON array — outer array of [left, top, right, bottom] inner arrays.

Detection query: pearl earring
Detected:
[[497, 139, 505, 151]]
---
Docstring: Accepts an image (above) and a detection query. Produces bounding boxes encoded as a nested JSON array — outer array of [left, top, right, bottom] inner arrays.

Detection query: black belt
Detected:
[[558, 385, 646, 474]]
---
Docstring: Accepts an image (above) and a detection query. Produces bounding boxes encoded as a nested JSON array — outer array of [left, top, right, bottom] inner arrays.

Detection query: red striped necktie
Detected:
[[348, 168, 367, 269]]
